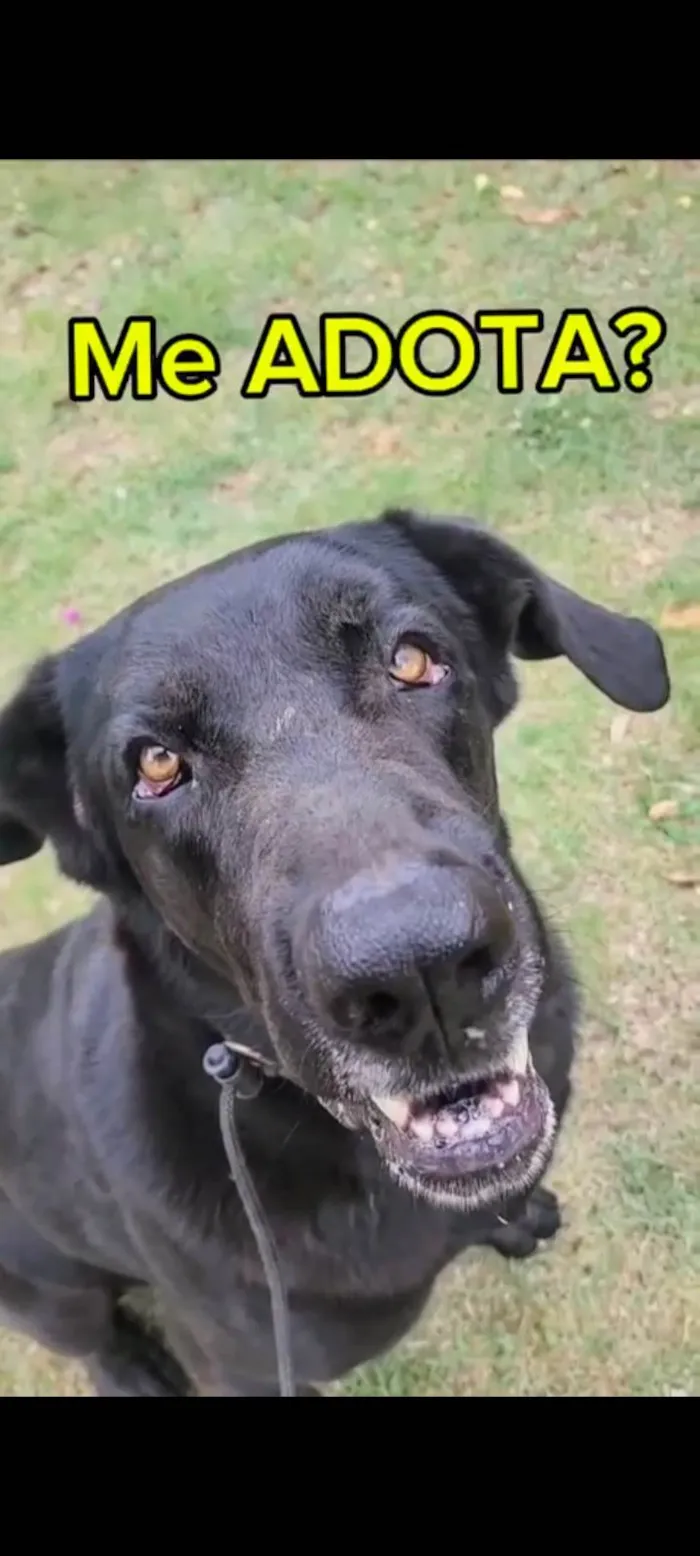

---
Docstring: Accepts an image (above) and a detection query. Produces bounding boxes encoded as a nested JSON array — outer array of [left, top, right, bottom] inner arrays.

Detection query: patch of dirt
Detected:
[[211, 469, 262, 503], [284, 160, 357, 180], [583, 501, 699, 593], [658, 160, 700, 178], [1, 240, 143, 336], [319, 417, 414, 464], [575, 237, 631, 276], [46, 420, 152, 483], [648, 386, 700, 421]]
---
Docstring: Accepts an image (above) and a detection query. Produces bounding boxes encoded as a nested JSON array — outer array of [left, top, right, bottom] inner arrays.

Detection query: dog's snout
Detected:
[[299, 860, 516, 1054]]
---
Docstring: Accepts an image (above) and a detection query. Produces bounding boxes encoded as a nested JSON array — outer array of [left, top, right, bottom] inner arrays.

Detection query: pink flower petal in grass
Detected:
[[60, 606, 83, 627]]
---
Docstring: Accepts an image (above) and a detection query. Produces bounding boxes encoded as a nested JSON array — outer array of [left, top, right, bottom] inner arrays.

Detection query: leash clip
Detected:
[[203, 1041, 264, 1099]]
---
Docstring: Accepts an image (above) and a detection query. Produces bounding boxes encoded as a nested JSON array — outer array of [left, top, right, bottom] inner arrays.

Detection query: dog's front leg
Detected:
[[122, 1210, 318, 1397], [160, 1305, 322, 1397]]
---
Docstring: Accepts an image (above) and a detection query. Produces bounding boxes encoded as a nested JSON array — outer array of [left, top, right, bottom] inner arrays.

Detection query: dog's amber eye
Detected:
[[389, 643, 446, 687], [136, 745, 183, 795]]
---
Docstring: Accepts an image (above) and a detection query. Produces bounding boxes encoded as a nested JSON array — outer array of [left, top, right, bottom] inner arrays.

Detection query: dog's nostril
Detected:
[[457, 945, 496, 980], [329, 988, 403, 1033], [364, 990, 401, 1026]]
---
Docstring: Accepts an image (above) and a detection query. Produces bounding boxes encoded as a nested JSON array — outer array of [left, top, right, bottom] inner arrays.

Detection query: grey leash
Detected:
[[203, 1041, 296, 1398]]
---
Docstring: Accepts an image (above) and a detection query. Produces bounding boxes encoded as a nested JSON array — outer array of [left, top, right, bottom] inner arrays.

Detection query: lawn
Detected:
[[0, 158, 698, 1396]]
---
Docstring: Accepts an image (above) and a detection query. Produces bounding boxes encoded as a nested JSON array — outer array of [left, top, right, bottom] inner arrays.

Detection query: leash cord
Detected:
[[203, 1043, 296, 1399]]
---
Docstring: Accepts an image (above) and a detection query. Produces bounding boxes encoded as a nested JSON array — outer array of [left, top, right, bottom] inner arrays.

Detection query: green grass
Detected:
[[1, 158, 699, 1396]]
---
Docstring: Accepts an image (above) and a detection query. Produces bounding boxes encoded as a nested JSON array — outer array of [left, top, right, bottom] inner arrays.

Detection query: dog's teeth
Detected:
[[509, 1026, 530, 1076], [435, 1113, 459, 1140], [410, 1113, 435, 1143], [372, 1094, 411, 1130], [495, 1076, 520, 1109]]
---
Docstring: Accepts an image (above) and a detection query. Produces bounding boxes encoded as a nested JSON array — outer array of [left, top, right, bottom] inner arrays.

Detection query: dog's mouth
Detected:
[[265, 912, 553, 1211], [355, 1027, 554, 1211]]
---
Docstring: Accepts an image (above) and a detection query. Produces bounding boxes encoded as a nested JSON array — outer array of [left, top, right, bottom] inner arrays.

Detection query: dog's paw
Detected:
[[486, 1186, 562, 1261]]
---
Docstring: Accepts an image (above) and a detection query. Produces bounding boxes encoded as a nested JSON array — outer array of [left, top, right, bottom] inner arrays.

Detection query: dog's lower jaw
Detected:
[[376, 1092, 558, 1214], [315, 1080, 557, 1214]]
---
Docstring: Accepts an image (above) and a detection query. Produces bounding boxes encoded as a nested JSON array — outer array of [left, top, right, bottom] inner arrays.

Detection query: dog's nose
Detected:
[[299, 860, 515, 1056]]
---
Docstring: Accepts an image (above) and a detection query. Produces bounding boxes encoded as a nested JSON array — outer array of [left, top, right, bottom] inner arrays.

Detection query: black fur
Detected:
[[0, 511, 669, 1395]]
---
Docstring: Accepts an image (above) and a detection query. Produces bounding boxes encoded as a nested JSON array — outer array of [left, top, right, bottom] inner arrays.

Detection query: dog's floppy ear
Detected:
[[0, 657, 69, 866], [383, 511, 670, 714], [0, 635, 116, 884]]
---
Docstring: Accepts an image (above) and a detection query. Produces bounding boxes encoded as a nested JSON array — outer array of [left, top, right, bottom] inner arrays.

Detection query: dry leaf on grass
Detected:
[[660, 602, 700, 631], [500, 184, 525, 200], [648, 799, 680, 822], [664, 872, 700, 888], [610, 712, 632, 745], [514, 205, 579, 227]]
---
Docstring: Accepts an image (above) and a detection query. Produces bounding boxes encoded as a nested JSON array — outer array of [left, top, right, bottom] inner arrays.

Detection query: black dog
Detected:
[[0, 510, 669, 1396]]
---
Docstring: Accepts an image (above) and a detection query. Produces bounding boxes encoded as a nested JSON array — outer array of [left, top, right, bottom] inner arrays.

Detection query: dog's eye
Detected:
[[389, 642, 448, 687], [135, 745, 186, 798]]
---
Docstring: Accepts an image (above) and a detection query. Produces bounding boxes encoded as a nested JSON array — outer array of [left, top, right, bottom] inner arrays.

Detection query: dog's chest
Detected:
[[240, 1173, 470, 1382], [273, 1170, 458, 1301]]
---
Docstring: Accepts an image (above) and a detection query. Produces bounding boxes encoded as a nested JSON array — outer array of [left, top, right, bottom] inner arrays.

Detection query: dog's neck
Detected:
[[111, 890, 271, 1047], [103, 893, 359, 1173]]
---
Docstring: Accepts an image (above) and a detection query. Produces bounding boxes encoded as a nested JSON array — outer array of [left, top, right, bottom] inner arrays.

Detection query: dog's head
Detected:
[[0, 511, 669, 1211]]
